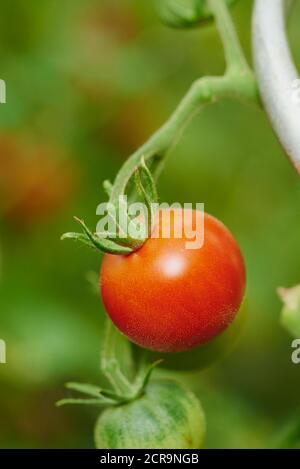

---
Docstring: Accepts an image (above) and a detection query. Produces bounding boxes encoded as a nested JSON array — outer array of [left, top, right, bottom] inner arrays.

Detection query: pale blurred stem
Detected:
[[109, 0, 259, 207], [101, 320, 133, 395]]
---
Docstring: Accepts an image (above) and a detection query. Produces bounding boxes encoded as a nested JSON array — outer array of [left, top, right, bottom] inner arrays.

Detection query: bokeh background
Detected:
[[0, 0, 300, 448]]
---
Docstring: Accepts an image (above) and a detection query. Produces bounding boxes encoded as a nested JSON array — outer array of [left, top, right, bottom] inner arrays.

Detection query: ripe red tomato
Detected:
[[100, 209, 246, 353]]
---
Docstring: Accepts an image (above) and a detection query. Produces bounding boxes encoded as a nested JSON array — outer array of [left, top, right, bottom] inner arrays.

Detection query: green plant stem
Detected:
[[208, 0, 249, 73], [109, 0, 259, 207], [101, 320, 133, 395]]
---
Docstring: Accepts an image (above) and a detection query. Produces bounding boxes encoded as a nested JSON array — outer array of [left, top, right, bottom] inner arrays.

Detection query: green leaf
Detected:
[[74, 217, 134, 255], [139, 157, 159, 206], [133, 360, 163, 397], [65, 382, 102, 398], [57, 381, 121, 407], [156, 0, 202, 28], [156, 0, 238, 29], [140, 360, 163, 390], [62, 217, 135, 254], [278, 286, 300, 338], [65, 381, 126, 403], [61, 232, 96, 249], [134, 157, 158, 234], [56, 398, 113, 407]]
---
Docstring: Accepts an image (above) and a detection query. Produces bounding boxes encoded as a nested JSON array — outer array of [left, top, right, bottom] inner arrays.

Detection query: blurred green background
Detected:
[[0, 0, 300, 448]]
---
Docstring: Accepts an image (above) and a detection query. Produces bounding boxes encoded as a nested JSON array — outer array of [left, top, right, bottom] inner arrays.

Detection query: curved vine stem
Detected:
[[210, 0, 249, 73], [109, 0, 259, 207]]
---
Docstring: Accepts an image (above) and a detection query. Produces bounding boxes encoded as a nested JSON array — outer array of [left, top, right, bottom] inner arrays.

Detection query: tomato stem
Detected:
[[208, 0, 249, 74], [108, 0, 259, 208], [101, 320, 135, 396], [63, 2, 258, 256]]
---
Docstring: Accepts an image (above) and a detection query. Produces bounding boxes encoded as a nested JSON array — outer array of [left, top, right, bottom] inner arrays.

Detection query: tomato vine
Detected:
[[60, 0, 261, 449], [108, 0, 259, 208]]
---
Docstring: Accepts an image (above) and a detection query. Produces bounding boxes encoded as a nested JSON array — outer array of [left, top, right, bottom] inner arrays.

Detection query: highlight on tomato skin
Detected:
[[100, 208, 246, 353]]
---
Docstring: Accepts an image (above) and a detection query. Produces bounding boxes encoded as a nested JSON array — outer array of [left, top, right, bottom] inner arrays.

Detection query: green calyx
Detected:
[[61, 157, 158, 256], [61, 218, 134, 255], [56, 360, 162, 408], [156, 0, 238, 29], [57, 320, 163, 410]]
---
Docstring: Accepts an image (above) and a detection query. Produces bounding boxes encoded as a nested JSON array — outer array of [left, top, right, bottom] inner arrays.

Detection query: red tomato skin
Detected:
[[100, 209, 246, 353]]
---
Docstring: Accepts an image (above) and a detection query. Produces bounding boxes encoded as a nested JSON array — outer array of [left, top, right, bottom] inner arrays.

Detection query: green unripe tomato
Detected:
[[157, 0, 238, 29], [94, 380, 206, 449]]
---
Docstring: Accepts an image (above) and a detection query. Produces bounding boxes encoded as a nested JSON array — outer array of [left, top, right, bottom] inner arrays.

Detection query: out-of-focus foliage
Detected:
[[0, 0, 300, 448]]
